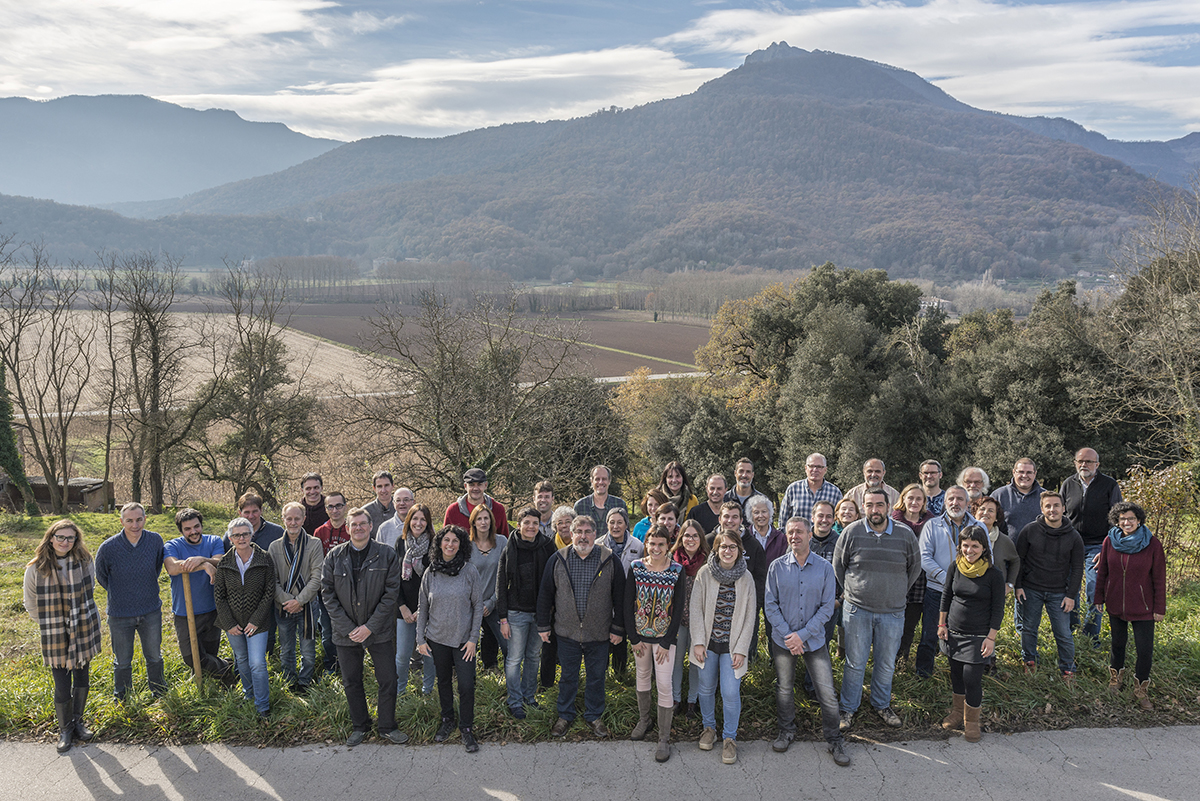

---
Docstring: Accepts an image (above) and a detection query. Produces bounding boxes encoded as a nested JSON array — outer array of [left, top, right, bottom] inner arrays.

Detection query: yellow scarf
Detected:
[[956, 555, 988, 579]]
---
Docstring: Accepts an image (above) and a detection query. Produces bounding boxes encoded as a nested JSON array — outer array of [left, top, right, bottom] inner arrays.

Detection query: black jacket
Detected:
[[495, 532, 557, 618], [321, 539, 401, 646], [1014, 517, 1084, 596], [1060, 472, 1122, 547]]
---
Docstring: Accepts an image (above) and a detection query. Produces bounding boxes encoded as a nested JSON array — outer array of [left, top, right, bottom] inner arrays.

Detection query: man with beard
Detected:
[[957, 467, 990, 502], [1059, 448, 1121, 643], [163, 508, 233, 683], [832, 489, 920, 731], [916, 486, 978, 679], [844, 459, 900, 511], [687, 474, 728, 535]]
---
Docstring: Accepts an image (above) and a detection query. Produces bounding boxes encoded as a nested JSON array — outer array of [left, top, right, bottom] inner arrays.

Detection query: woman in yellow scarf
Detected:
[[936, 525, 1004, 743]]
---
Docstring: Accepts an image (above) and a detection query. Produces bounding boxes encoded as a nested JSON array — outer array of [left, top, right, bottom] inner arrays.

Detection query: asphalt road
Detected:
[[2, 726, 1190, 801]]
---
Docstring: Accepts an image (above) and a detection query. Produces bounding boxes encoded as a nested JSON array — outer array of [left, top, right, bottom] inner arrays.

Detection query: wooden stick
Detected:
[[180, 574, 203, 694]]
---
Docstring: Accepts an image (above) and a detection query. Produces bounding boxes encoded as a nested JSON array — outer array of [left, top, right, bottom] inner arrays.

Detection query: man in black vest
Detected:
[[1059, 447, 1122, 643]]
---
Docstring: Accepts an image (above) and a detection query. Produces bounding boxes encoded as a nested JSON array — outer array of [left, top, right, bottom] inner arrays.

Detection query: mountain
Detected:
[[6, 45, 1191, 279], [0, 95, 341, 206]]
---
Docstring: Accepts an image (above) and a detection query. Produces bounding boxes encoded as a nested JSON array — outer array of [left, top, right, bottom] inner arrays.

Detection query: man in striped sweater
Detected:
[[831, 489, 921, 732]]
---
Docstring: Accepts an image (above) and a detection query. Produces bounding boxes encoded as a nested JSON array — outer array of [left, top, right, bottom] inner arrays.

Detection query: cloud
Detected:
[[161, 47, 727, 140], [657, 0, 1200, 139]]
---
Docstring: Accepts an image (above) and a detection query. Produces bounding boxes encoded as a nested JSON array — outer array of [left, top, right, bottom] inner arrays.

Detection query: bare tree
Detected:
[[97, 251, 222, 512], [1095, 178, 1200, 462], [0, 239, 95, 513], [339, 290, 595, 502]]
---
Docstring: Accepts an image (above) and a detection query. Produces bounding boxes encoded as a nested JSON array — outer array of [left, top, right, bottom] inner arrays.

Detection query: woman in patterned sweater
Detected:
[[624, 524, 687, 763], [24, 520, 103, 754]]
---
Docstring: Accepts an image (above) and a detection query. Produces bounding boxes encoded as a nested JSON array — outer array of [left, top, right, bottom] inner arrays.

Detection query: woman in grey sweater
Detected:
[[417, 525, 484, 752]]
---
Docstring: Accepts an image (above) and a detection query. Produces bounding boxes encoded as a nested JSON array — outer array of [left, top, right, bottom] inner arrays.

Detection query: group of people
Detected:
[[24, 450, 1167, 763]]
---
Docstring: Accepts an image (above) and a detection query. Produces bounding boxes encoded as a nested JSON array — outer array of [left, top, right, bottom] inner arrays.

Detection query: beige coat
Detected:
[[689, 563, 757, 679]]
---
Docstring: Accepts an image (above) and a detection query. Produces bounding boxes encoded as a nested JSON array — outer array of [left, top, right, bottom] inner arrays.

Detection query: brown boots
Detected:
[[963, 704, 982, 743], [630, 691, 654, 740], [1133, 679, 1153, 711], [1108, 667, 1125, 693], [942, 693, 965, 730]]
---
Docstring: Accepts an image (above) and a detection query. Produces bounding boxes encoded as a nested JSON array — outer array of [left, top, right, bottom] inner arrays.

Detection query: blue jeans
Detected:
[[1020, 589, 1076, 673], [556, 638, 608, 722], [482, 607, 509, 662], [697, 651, 742, 740], [671, 624, 699, 703], [228, 630, 271, 712], [772, 640, 842, 744], [915, 588, 943, 677], [108, 609, 166, 697], [276, 611, 317, 686], [504, 611, 542, 709], [839, 602, 904, 714], [395, 618, 435, 695]]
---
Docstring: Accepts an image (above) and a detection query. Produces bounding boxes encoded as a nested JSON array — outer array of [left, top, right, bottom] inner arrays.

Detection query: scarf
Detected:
[[430, 541, 470, 576], [1109, 524, 1153, 555], [282, 535, 318, 638], [707, 548, 747, 585], [674, 546, 705, 577], [956, 554, 989, 579], [403, 530, 431, 580], [34, 557, 102, 669]]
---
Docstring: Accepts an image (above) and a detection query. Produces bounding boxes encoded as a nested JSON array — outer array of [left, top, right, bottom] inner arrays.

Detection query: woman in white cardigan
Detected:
[[689, 529, 756, 765]]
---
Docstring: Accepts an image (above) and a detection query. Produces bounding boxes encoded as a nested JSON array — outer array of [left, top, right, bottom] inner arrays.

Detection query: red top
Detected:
[[1094, 536, 1167, 620], [314, 521, 350, 555]]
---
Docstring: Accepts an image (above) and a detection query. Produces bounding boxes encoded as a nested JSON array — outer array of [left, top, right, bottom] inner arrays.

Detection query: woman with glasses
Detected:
[[215, 517, 277, 719], [24, 520, 103, 753], [689, 529, 756, 764]]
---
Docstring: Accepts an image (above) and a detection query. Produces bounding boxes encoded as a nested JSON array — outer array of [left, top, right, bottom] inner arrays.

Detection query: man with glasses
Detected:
[[314, 491, 352, 675], [957, 467, 991, 502], [1060, 448, 1122, 643], [95, 502, 167, 699], [779, 453, 843, 527], [918, 460, 946, 516], [992, 458, 1045, 540]]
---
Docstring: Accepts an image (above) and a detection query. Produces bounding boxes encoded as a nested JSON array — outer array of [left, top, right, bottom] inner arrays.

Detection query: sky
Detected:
[[2, 0, 1199, 143]]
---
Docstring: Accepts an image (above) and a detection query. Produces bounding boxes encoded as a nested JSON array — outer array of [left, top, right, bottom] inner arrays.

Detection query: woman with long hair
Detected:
[[937, 525, 1004, 742], [417, 525, 485, 752], [670, 519, 710, 719], [24, 520, 103, 753], [468, 503, 509, 667], [625, 524, 688, 762], [655, 461, 698, 518], [892, 484, 931, 667], [690, 529, 756, 764], [396, 503, 436, 695], [214, 517, 277, 719], [1095, 501, 1166, 711]]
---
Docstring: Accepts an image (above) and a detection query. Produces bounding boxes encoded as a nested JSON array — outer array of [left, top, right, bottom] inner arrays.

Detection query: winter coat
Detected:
[[1094, 536, 1167, 621], [214, 544, 277, 633]]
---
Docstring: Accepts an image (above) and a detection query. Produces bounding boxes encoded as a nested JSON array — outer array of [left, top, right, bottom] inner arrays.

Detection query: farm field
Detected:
[[278, 304, 711, 377]]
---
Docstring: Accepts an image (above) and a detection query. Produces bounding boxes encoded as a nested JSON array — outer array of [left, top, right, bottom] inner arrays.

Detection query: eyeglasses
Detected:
[[230, 531, 252, 539], [53, 535, 77, 544], [326, 502, 346, 510], [717, 544, 739, 551], [1075, 459, 1098, 465]]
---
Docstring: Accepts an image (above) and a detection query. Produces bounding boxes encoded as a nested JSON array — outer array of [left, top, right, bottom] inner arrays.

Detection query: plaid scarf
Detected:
[[34, 557, 102, 669]]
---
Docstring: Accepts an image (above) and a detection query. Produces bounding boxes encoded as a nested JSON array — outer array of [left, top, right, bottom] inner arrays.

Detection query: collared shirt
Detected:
[[566, 547, 601, 620], [764, 549, 837, 652], [235, 549, 253, 584], [920, 512, 979, 592], [778, 479, 843, 528]]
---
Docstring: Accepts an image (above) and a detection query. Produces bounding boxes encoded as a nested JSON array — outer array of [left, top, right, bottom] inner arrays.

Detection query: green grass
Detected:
[[3, 509, 1200, 747]]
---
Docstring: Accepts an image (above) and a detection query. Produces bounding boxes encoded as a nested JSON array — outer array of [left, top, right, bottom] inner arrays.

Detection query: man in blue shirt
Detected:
[[163, 508, 233, 683], [765, 517, 849, 766], [94, 502, 165, 699]]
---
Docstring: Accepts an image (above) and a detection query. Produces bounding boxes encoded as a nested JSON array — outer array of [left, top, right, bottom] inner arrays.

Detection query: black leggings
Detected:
[[1109, 614, 1155, 682], [898, 601, 923, 661], [949, 659, 984, 707], [429, 640, 477, 729], [51, 666, 90, 704]]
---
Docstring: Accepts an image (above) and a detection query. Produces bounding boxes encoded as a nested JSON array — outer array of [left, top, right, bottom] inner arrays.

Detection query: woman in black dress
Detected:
[[937, 525, 1004, 743]]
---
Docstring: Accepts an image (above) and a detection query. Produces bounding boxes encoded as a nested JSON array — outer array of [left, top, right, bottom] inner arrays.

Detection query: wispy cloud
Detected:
[[164, 47, 726, 139]]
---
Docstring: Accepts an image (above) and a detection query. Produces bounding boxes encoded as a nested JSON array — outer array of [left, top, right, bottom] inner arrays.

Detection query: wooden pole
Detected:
[[180, 572, 203, 694]]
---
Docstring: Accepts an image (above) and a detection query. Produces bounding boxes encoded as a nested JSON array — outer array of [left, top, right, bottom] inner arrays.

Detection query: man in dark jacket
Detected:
[[1015, 492, 1085, 681], [321, 507, 407, 747], [537, 515, 625, 738], [497, 506, 557, 718], [1059, 447, 1122, 641]]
